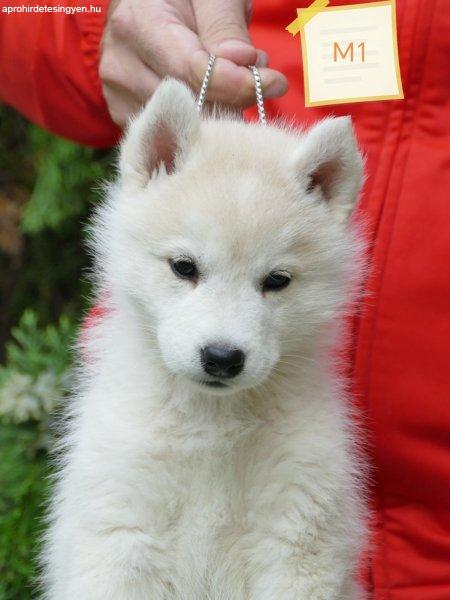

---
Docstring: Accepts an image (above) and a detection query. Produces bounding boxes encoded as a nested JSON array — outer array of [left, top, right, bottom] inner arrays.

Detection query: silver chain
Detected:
[[248, 65, 266, 125], [196, 53, 266, 125], [196, 54, 216, 112]]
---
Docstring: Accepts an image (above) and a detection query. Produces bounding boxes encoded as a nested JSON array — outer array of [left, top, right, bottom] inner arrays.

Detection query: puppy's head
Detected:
[[100, 79, 364, 394]]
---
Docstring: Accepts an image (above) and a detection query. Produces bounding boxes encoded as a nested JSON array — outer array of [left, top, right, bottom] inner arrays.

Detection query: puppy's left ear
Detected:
[[119, 78, 200, 189], [293, 117, 364, 223]]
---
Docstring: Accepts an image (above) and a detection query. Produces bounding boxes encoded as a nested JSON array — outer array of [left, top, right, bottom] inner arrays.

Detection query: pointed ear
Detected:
[[119, 78, 200, 189], [293, 117, 364, 223]]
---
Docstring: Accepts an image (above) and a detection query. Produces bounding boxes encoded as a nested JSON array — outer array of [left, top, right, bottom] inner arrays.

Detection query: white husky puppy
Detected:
[[42, 79, 367, 599]]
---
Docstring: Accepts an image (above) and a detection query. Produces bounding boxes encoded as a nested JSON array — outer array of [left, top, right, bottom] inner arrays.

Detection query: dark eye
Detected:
[[262, 271, 291, 292], [170, 258, 198, 281]]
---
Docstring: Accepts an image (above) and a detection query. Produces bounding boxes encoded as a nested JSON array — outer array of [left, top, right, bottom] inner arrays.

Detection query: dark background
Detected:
[[0, 103, 114, 599]]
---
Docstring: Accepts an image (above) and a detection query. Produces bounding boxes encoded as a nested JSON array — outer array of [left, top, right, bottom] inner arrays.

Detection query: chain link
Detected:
[[196, 54, 266, 125]]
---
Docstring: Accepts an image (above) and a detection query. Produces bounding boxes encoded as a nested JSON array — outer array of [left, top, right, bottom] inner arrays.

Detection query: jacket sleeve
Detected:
[[0, 0, 120, 147]]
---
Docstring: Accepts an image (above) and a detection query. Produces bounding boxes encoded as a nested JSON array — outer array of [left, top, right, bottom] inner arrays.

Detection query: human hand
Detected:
[[100, 0, 288, 126]]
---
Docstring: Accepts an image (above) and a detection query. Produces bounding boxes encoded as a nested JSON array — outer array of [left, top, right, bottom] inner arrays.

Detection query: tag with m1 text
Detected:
[[286, 0, 404, 107]]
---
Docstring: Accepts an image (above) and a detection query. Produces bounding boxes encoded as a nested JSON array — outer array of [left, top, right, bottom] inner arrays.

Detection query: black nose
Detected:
[[201, 345, 245, 379]]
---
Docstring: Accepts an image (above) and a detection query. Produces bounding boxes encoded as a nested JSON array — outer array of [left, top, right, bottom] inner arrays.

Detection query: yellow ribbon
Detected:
[[286, 0, 330, 36]]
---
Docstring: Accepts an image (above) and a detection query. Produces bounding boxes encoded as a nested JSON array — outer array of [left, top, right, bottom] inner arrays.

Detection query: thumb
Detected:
[[192, 0, 258, 66]]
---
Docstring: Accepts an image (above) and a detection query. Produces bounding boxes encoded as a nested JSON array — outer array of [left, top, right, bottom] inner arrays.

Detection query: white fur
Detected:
[[41, 79, 367, 599]]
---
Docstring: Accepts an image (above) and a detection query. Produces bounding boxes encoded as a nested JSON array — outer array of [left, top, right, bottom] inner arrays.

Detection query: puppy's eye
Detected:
[[262, 271, 291, 292], [170, 258, 198, 281]]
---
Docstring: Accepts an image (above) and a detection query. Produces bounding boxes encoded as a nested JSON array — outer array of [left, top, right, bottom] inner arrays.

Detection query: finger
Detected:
[[192, 0, 258, 66], [101, 58, 160, 104], [190, 51, 288, 107], [102, 85, 142, 127], [100, 48, 161, 126], [255, 49, 269, 68]]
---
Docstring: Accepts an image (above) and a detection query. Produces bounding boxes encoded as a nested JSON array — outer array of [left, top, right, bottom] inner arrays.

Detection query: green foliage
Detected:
[[0, 312, 77, 599], [0, 104, 114, 334], [0, 310, 75, 430], [1, 310, 76, 383], [0, 424, 50, 600], [0, 103, 115, 599], [0, 310, 75, 600], [22, 128, 111, 234]]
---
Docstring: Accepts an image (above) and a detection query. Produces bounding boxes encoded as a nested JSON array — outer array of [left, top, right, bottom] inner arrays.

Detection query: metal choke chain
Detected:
[[196, 54, 216, 112], [196, 54, 266, 125], [248, 65, 266, 125]]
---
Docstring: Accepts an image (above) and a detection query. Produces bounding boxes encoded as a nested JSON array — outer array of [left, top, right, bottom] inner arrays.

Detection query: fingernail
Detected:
[[255, 50, 269, 68], [264, 76, 289, 99]]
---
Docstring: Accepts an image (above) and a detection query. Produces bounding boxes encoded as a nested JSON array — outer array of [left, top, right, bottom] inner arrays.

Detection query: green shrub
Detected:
[[0, 104, 114, 599], [0, 423, 51, 600]]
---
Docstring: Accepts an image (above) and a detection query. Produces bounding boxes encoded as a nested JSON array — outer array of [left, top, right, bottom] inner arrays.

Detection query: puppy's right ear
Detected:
[[119, 78, 200, 189]]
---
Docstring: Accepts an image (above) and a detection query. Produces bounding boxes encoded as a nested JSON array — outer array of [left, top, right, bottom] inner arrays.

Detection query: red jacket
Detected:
[[2, 1, 450, 598]]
